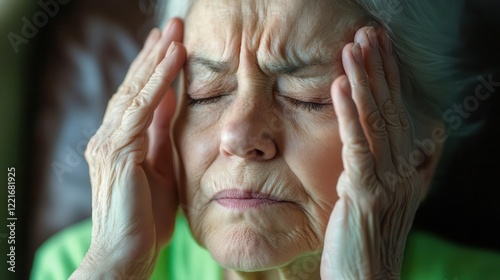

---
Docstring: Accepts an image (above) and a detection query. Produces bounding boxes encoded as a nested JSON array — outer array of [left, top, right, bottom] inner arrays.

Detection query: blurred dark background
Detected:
[[0, 0, 499, 280], [413, 0, 500, 251]]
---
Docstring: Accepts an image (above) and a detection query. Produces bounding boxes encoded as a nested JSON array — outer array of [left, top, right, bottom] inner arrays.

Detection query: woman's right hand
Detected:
[[70, 19, 186, 279]]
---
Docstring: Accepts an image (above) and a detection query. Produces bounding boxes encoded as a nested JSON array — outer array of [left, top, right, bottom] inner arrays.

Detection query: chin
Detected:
[[191, 205, 322, 272], [188, 195, 324, 272], [206, 225, 301, 271]]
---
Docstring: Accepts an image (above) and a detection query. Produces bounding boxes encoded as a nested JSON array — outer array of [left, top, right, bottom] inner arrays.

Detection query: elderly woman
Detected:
[[31, 0, 500, 279]]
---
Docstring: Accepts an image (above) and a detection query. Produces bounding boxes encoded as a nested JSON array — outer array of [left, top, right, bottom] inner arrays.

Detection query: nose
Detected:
[[220, 99, 277, 161]]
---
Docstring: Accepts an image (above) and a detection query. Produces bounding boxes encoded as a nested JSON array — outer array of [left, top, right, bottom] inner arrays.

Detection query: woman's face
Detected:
[[173, 0, 362, 271]]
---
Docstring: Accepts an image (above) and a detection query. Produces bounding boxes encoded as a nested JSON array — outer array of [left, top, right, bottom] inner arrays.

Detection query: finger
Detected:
[[378, 30, 414, 158], [355, 27, 403, 171], [332, 75, 374, 178], [100, 28, 161, 128], [355, 27, 400, 130], [147, 88, 176, 174], [123, 18, 184, 92], [119, 43, 186, 139], [102, 19, 183, 134], [122, 27, 162, 86], [378, 31, 409, 132], [342, 42, 391, 170]]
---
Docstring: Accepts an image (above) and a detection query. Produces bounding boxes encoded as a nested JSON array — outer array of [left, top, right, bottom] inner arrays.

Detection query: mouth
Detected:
[[212, 189, 290, 210]]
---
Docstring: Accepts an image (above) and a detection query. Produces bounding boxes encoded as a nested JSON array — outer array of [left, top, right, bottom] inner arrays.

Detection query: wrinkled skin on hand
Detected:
[[71, 16, 441, 278], [71, 19, 186, 279], [321, 27, 439, 279]]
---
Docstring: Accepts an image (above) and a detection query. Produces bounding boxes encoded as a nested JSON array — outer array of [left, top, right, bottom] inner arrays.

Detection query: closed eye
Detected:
[[188, 95, 227, 107], [282, 96, 331, 112]]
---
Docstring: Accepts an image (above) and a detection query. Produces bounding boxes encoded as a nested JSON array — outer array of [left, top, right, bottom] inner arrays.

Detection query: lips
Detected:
[[213, 189, 286, 210]]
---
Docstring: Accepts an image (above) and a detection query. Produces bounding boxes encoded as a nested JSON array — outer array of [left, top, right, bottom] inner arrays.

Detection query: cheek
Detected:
[[183, 132, 219, 182], [284, 123, 343, 211], [173, 104, 221, 206]]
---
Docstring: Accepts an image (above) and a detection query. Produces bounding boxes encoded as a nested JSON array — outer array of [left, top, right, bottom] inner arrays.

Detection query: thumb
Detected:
[[147, 88, 177, 174]]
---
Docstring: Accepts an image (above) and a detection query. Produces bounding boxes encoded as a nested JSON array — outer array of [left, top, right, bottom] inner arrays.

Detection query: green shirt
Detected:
[[31, 215, 500, 280]]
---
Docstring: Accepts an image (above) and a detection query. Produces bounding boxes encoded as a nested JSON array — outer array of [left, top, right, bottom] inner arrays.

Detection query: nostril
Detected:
[[220, 121, 277, 160], [255, 150, 264, 157]]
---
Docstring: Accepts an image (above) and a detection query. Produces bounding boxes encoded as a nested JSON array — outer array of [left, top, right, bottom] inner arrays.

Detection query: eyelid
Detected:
[[187, 78, 237, 98], [186, 69, 222, 84], [281, 94, 332, 105], [188, 95, 227, 107], [280, 96, 331, 112], [275, 87, 333, 104]]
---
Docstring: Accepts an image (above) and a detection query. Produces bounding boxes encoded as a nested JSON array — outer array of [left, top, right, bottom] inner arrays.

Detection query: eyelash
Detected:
[[282, 96, 330, 112], [187, 94, 329, 112], [188, 95, 225, 107]]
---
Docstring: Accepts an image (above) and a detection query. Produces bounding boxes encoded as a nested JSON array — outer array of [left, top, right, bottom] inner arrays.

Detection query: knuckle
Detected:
[[150, 68, 171, 87], [153, 66, 167, 80], [116, 84, 129, 94], [381, 100, 400, 126], [131, 94, 150, 109], [397, 108, 410, 129], [344, 137, 372, 164], [360, 173, 379, 190], [350, 76, 370, 89], [382, 100, 397, 116], [121, 79, 143, 95], [129, 79, 143, 93], [373, 64, 386, 80], [117, 84, 132, 95], [85, 133, 119, 164], [366, 110, 387, 136]]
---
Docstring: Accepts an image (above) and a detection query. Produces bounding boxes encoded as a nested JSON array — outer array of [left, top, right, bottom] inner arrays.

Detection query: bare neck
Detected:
[[224, 253, 322, 280]]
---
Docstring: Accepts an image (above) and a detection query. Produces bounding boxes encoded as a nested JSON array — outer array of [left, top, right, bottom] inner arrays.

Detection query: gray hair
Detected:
[[353, 0, 471, 133]]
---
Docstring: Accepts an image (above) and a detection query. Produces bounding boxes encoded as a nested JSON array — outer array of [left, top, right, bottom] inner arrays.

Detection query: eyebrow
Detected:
[[187, 56, 230, 73], [187, 55, 330, 76], [266, 59, 330, 75]]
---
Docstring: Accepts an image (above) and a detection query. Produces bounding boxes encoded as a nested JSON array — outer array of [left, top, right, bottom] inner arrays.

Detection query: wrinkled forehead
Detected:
[[185, 0, 366, 61], [188, 0, 336, 19]]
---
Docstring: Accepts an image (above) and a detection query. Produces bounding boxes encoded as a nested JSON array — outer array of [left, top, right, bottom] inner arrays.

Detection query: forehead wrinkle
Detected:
[[187, 0, 368, 79], [255, 2, 356, 76], [185, 0, 245, 57], [264, 58, 333, 76], [257, 27, 335, 77]]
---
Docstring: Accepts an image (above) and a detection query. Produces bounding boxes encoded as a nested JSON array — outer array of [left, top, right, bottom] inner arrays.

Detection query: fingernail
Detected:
[[352, 43, 362, 64], [367, 26, 378, 48], [166, 42, 176, 57]]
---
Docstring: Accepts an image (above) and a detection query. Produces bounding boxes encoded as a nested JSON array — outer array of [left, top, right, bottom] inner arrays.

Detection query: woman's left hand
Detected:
[[321, 26, 427, 279]]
